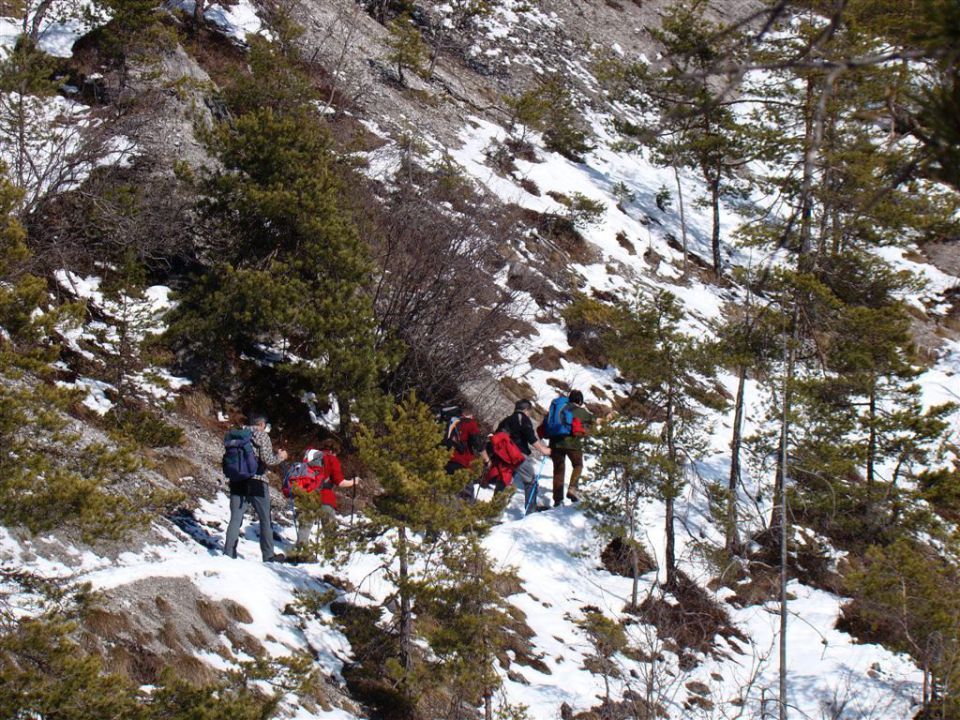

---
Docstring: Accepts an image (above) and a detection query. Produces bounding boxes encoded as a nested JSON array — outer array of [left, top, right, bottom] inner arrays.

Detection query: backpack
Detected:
[[544, 396, 574, 438], [282, 450, 330, 498], [439, 405, 466, 452], [486, 431, 526, 487], [223, 429, 258, 483]]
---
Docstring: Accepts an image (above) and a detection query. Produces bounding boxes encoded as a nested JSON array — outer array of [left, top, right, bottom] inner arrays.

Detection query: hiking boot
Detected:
[[566, 492, 579, 503], [265, 553, 286, 563]]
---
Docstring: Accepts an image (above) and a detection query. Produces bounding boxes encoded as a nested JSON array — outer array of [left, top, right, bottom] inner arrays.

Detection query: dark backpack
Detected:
[[223, 429, 258, 482], [439, 405, 466, 452], [544, 396, 574, 438]]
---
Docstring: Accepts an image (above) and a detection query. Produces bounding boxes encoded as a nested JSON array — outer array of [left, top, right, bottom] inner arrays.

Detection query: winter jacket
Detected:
[[449, 416, 482, 468], [551, 405, 594, 451]]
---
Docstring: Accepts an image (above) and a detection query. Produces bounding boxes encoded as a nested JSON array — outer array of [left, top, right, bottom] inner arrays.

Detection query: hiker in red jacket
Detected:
[[291, 438, 357, 560], [445, 405, 483, 474]]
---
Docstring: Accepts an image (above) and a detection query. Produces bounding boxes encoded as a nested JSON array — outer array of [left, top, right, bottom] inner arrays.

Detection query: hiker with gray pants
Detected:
[[223, 411, 288, 562]]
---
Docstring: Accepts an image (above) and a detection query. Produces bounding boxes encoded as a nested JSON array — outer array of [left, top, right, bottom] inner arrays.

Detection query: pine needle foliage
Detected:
[[357, 394, 505, 711], [168, 37, 382, 431], [0, 167, 167, 541]]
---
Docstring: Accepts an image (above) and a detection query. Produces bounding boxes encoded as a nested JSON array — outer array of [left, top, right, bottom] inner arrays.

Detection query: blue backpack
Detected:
[[222, 429, 258, 482], [544, 396, 574, 438]]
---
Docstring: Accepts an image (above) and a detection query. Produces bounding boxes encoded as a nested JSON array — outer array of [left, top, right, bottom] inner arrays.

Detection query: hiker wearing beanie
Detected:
[[492, 399, 551, 515], [547, 390, 593, 506], [223, 411, 288, 562]]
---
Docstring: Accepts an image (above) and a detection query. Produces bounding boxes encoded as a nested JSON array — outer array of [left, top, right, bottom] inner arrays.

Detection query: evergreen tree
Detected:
[[608, 291, 723, 590], [387, 14, 428, 85], [645, 1, 772, 275], [0, 166, 168, 540], [504, 75, 592, 160], [577, 610, 627, 704], [416, 536, 512, 720], [567, 291, 723, 590], [0, 570, 310, 719], [846, 538, 960, 716], [584, 419, 662, 608], [168, 39, 382, 434], [715, 283, 782, 554], [357, 394, 503, 704]]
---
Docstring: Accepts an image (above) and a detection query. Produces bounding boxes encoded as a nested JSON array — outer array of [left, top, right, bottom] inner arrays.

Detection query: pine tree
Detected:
[[568, 291, 723, 590], [645, 1, 775, 275], [715, 283, 782, 554], [577, 610, 627, 704], [387, 14, 428, 85], [357, 394, 502, 702], [168, 39, 383, 434], [0, 165, 167, 540], [586, 419, 662, 609]]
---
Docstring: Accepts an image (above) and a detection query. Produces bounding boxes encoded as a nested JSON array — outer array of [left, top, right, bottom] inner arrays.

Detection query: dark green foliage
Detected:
[[843, 538, 960, 715], [584, 420, 662, 608], [577, 610, 627, 702], [569, 290, 722, 590], [0, 167, 171, 541], [506, 76, 592, 161], [387, 14, 428, 85], [357, 394, 505, 712], [168, 40, 381, 432], [106, 407, 185, 448]]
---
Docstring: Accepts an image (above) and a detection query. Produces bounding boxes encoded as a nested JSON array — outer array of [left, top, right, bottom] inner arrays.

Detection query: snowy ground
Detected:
[[0, 469, 926, 719]]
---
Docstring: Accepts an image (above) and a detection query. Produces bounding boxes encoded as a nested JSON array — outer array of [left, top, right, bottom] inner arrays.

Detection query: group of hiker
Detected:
[[220, 390, 593, 562]]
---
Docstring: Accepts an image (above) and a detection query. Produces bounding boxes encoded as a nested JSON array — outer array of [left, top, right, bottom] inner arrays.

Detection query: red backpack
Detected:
[[486, 432, 525, 486], [282, 450, 330, 497]]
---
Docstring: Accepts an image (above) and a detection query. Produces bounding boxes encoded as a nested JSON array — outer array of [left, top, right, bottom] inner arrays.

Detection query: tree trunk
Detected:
[[710, 174, 722, 275], [726, 365, 747, 555], [665, 387, 678, 591], [672, 161, 688, 277], [397, 526, 413, 673], [627, 484, 639, 608], [866, 386, 877, 487]]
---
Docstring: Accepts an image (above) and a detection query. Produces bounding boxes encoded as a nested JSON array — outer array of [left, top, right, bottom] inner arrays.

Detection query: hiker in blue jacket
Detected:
[[223, 411, 288, 562]]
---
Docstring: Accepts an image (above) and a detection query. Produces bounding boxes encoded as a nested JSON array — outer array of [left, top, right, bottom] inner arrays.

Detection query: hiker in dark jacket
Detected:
[[223, 411, 288, 562], [550, 390, 594, 506], [494, 399, 550, 515]]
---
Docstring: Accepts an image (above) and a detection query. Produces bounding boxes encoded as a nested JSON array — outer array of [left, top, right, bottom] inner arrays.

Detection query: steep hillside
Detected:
[[1, 0, 958, 719]]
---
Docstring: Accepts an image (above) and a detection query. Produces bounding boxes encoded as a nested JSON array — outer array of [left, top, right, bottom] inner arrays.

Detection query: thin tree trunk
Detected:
[[672, 161, 688, 277], [710, 174, 722, 275], [866, 386, 877, 487], [726, 365, 747, 555], [665, 387, 677, 591], [628, 483, 639, 608], [777, 321, 796, 720], [397, 526, 413, 673]]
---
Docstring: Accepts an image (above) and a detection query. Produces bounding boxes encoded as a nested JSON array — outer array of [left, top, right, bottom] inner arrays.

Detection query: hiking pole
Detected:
[[350, 477, 358, 526], [523, 456, 549, 516]]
